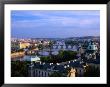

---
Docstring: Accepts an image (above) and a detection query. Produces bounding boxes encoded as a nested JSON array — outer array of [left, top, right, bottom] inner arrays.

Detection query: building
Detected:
[[67, 67, 76, 77], [28, 59, 85, 77], [23, 55, 40, 62], [28, 62, 55, 77], [11, 41, 20, 50], [11, 41, 30, 49], [85, 41, 98, 59], [19, 42, 30, 49], [67, 60, 85, 77]]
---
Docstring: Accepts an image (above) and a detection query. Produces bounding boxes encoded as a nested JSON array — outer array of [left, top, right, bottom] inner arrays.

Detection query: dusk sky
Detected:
[[11, 10, 100, 38]]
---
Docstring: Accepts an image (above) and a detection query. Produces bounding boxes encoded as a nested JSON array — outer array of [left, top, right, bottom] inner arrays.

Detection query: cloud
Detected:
[[12, 16, 99, 29], [11, 10, 100, 38], [11, 10, 99, 18]]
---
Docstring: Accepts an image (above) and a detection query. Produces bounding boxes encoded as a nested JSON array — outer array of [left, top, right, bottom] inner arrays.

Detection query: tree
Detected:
[[49, 71, 63, 77], [40, 56, 51, 63], [84, 65, 100, 77], [18, 48, 24, 52], [48, 41, 53, 57], [58, 50, 77, 62], [11, 61, 30, 77], [28, 45, 36, 50], [40, 50, 77, 63], [37, 44, 43, 50], [65, 40, 78, 45]]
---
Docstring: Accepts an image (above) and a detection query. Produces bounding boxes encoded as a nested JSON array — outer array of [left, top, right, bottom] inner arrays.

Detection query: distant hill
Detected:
[[68, 36, 100, 39], [31, 36, 100, 40]]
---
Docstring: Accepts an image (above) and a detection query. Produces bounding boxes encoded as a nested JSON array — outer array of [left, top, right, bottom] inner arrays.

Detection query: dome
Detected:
[[87, 42, 98, 51]]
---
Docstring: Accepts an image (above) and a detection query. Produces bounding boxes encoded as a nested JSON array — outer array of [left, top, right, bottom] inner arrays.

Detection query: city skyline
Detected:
[[11, 10, 100, 38]]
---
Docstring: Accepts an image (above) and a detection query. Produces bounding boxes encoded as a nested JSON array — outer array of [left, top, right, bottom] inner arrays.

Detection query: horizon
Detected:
[[11, 10, 100, 38], [11, 35, 100, 39]]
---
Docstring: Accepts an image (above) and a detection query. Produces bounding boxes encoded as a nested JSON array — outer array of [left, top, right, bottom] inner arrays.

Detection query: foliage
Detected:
[[11, 61, 30, 77], [65, 40, 78, 45], [28, 45, 36, 50], [49, 71, 63, 77], [11, 48, 24, 53], [58, 50, 77, 61], [48, 41, 53, 48], [37, 44, 43, 50], [40, 50, 77, 63], [40, 56, 51, 63], [84, 65, 100, 77]]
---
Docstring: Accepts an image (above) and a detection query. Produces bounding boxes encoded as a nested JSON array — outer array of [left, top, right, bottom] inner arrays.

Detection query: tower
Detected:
[[67, 67, 76, 77], [85, 41, 98, 59]]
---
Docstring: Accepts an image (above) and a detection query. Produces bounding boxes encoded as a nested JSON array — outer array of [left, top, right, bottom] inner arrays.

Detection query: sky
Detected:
[[11, 10, 100, 38]]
